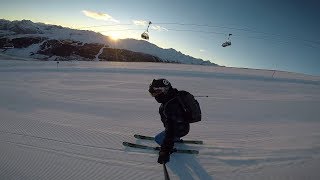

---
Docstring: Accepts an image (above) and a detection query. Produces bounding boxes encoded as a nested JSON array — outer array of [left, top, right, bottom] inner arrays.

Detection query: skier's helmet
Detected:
[[149, 79, 172, 97]]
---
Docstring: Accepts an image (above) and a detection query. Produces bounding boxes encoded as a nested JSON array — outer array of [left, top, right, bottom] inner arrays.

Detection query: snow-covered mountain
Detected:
[[0, 19, 215, 65]]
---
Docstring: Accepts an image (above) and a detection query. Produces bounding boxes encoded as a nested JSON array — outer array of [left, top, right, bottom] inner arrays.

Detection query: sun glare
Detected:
[[100, 31, 120, 41], [108, 33, 121, 41], [110, 34, 119, 41]]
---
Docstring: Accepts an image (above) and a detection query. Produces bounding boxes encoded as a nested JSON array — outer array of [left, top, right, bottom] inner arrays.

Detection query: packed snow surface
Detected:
[[1, 56, 320, 180]]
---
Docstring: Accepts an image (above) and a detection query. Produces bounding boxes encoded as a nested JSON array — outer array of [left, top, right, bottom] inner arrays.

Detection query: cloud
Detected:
[[82, 10, 119, 23], [200, 49, 206, 52], [133, 20, 149, 26], [133, 20, 168, 31]]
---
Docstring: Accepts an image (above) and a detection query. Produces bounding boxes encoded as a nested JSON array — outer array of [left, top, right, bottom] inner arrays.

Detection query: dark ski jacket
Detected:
[[158, 88, 190, 152]]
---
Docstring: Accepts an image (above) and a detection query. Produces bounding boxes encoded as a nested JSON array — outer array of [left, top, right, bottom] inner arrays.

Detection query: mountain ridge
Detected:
[[0, 19, 216, 65]]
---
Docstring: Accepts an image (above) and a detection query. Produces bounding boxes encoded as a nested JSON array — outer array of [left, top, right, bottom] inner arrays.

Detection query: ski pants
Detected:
[[155, 131, 181, 145]]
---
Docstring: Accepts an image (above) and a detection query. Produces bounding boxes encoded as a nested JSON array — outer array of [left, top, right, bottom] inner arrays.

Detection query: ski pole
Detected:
[[163, 163, 170, 180]]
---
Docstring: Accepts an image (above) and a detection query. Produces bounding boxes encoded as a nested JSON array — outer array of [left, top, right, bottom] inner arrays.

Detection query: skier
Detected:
[[149, 79, 191, 164]]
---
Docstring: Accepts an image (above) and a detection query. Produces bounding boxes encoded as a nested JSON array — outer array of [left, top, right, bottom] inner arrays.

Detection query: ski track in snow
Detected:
[[0, 59, 320, 180]]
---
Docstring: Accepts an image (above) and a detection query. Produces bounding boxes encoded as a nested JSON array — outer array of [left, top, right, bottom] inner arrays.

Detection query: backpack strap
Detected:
[[177, 95, 188, 113], [162, 96, 178, 119]]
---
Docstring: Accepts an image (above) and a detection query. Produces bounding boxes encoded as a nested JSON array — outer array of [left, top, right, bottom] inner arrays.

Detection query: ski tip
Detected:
[[123, 141, 134, 147]]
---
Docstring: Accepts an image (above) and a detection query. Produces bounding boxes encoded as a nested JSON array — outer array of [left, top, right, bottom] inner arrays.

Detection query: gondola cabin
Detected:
[[222, 41, 231, 47], [222, 33, 232, 47], [141, 32, 149, 40]]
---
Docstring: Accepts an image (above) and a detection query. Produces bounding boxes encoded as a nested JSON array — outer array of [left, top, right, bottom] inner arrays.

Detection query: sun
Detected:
[[110, 35, 119, 41], [101, 32, 120, 41], [109, 33, 120, 41]]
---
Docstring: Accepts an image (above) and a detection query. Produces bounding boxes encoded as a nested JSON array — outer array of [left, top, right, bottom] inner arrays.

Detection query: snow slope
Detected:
[[0, 57, 320, 180]]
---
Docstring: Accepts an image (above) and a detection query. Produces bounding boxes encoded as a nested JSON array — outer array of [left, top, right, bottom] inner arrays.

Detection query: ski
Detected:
[[134, 134, 203, 145], [123, 142, 199, 154]]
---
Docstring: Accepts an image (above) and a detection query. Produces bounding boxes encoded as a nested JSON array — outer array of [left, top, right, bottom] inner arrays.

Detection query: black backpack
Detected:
[[177, 90, 202, 123]]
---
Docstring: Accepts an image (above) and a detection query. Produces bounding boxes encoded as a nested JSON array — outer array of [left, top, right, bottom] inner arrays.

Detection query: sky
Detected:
[[1, 0, 320, 76]]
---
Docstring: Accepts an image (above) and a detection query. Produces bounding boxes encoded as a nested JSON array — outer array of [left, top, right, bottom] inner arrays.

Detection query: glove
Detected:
[[157, 150, 170, 164]]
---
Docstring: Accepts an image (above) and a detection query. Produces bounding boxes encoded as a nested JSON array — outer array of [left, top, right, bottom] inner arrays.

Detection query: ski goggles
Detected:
[[149, 87, 168, 97]]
